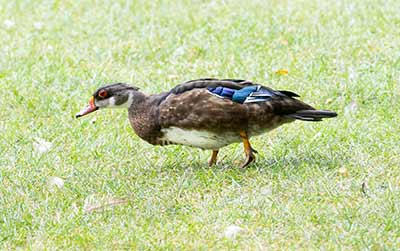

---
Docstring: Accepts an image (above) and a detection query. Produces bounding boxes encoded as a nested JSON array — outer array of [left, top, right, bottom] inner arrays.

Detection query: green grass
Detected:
[[1, 0, 400, 249]]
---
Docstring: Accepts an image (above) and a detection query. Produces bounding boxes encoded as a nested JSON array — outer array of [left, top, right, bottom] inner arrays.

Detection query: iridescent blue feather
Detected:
[[208, 85, 280, 104], [232, 86, 258, 103]]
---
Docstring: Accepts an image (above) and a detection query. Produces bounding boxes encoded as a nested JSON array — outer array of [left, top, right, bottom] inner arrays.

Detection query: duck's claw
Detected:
[[240, 150, 256, 168], [239, 130, 257, 168]]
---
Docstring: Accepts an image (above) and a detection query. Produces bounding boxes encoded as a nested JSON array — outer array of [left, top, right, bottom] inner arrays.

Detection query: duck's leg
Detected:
[[239, 130, 257, 168], [208, 150, 219, 166]]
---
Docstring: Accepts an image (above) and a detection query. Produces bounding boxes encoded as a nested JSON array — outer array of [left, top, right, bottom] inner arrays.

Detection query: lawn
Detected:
[[1, 0, 400, 249]]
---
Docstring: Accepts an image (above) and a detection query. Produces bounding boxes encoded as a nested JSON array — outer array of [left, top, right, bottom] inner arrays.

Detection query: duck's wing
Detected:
[[167, 78, 302, 103]]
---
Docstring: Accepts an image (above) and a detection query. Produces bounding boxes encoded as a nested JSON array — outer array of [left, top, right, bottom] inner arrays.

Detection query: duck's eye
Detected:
[[98, 90, 108, 98]]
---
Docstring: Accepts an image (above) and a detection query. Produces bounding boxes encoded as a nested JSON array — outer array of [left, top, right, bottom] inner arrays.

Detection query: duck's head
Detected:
[[76, 83, 140, 118]]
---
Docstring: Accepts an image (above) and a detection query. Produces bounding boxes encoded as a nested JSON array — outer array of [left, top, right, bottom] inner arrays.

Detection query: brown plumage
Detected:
[[76, 78, 337, 167]]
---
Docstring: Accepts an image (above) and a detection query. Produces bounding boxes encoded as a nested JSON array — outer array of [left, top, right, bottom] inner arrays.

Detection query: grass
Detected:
[[1, 0, 400, 249]]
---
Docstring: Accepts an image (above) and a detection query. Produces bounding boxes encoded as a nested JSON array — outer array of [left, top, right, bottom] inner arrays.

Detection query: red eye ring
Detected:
[[98, 90, 107, 98]]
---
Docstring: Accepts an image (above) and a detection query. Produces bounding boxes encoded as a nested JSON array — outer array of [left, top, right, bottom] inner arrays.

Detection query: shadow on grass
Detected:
[[157, 149, 344, 176], [260, 151, 343, 172]]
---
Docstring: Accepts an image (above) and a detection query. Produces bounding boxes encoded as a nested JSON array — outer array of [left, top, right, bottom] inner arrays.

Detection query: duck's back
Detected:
[[153, 78, 317, 149]]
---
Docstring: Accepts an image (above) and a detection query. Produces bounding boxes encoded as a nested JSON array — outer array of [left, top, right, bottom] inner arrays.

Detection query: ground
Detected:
[[1, 0, 400, 250]]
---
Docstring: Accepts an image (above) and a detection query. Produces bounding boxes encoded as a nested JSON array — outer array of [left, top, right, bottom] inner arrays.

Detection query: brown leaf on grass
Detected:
[[281, 39, 289, 46], [84, 196, 129, 213], [275, 69, 289, 75]]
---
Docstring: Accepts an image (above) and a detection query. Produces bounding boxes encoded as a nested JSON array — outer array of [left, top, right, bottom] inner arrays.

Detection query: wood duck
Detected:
[[76, 78, 337, 168]]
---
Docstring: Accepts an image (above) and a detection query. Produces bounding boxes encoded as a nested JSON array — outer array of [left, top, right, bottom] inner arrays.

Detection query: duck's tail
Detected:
[[286, 110, 337, 122]]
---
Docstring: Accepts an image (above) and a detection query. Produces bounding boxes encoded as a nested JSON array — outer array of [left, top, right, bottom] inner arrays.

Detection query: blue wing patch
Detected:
[[232, 86, 258, 103], [207, 85, 277, 104]]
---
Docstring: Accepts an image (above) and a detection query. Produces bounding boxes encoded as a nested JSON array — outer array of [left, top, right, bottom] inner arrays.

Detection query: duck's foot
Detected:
[[208, 150, 219, 166], [240, 151, 256, 168], [239, 130, 257, 168]]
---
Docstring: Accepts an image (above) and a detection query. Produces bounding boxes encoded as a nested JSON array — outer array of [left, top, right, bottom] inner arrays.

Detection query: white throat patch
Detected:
[[125, 92, 134, 108], [114, 92, 134, 108], [109, 97, 117, 107]]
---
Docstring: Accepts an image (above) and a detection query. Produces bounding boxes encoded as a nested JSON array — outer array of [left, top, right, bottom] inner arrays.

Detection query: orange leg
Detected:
[[208, 150, 219, 166], [239, 130, 257, 168]]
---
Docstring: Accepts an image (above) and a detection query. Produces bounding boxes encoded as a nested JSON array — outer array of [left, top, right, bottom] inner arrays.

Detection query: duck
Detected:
[[76, 78, 337, 168]]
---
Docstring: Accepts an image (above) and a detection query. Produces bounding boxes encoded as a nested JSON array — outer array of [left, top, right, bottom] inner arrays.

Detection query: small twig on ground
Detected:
[[84, 199, 129, 213]]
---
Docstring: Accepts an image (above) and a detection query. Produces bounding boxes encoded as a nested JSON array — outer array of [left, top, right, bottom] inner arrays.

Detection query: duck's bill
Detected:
[[76, 96, 98, 118]]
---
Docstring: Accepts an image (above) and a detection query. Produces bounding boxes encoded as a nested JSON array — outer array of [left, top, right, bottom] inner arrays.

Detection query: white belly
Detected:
[[160, 127, 241, 149]]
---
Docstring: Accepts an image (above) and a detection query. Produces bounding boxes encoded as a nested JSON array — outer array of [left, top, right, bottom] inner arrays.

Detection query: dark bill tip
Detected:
[[75, 105, 98, 118], [76, 96, 98, 118]]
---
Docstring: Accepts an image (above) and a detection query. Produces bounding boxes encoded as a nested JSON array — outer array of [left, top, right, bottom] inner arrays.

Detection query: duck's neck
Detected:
[[128, 90, 147, 109], [127, 92, 163, 144]]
